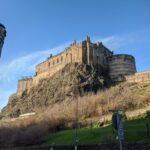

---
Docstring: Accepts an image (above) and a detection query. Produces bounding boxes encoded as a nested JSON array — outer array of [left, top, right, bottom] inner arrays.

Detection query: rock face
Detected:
[[2, 63, 110, 118]]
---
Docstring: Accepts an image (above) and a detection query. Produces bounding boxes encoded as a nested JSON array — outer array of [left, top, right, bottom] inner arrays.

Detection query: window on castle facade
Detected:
[[53, 60, 55, 65], [48, 62, 50, 67], [57, 58, 59, 63], [61, 56, 63, 62]]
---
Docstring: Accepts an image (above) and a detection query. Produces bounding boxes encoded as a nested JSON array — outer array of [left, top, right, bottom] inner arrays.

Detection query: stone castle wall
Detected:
[[17, 77, 33, 95], [125, 70, 150, 83], [108, 54, 136, 81]]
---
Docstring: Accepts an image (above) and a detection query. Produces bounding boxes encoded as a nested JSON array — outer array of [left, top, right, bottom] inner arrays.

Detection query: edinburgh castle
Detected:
[[17, 36, 139, 95], [2, 32, 150, 118]]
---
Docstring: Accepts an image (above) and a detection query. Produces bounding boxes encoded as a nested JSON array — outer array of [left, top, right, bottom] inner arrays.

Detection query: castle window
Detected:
[[48, 62, 50, 67], [97, 56, 100, 64], [53, 60, 55, 65], [61, 56, 63, 62], [57, 58, 59, 63]]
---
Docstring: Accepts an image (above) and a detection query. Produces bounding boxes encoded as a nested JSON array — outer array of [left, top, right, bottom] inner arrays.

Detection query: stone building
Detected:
[[33, 36, 113, 85], [16, 36, 137, 95], [0, 23, 6, 57]]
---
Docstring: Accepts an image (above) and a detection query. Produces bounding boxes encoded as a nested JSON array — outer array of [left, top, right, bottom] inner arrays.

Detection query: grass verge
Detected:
[[44, 116, 150, 146]]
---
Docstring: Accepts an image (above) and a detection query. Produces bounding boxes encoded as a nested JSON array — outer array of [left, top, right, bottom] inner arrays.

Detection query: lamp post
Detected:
[[109, 109, 125, 150], [71, 73, 79, 150], [75, 95, 79, 150]]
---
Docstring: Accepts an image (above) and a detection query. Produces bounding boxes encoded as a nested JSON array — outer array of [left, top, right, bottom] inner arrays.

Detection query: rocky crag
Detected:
[[2, 63, 110, 118]]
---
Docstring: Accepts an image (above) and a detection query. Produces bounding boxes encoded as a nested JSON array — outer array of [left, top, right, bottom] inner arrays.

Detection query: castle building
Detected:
[[17, 36, 137, 95], [0, 23, 6, 57]]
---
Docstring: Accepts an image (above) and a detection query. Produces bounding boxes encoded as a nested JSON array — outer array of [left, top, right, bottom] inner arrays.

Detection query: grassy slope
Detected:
[[44, 116, 150, 146]]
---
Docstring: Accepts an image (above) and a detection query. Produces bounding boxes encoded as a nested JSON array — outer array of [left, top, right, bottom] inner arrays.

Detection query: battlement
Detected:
[[19, 76, 33, 81]]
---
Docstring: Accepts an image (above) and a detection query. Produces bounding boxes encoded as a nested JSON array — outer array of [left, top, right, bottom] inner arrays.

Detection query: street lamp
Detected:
[[109, 109, 125, 150], [71, 72, 79, 150]]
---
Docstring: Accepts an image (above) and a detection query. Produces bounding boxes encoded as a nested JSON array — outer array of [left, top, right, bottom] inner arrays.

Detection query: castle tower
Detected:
[[0, 23, 7, 57], [84, 35, 90, 42], [84, 35, 92, 65], [108, 54, 136, 82]]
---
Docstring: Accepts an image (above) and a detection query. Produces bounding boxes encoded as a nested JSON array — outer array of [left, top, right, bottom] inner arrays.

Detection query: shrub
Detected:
[[0, 82, 149, 147]]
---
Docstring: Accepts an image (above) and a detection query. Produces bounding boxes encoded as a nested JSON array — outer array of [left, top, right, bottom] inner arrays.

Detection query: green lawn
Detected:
[[44, 116, 150, 146], [124, 117, 149, 141]]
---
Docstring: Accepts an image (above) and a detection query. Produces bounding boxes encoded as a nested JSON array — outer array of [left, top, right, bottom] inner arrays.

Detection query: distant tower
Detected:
[[0, 23, 6, 57], [85, 35, 90, 42]]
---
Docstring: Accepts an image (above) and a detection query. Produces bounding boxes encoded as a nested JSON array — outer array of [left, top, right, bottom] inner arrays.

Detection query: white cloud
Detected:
[[0, 42, 70, 81], [0, 42, 70, 110], [92, 33, 137, 50]]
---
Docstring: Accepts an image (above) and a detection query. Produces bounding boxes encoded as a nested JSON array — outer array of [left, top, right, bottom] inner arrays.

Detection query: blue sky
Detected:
[[0, 0, 150, 110]]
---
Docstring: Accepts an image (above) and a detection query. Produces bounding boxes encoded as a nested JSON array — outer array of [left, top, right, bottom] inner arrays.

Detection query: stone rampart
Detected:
[[17, 77, 33, 95], [125, 70, 150, 83]]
